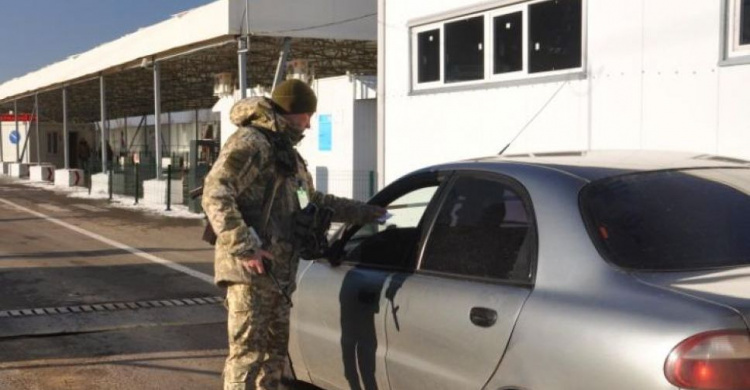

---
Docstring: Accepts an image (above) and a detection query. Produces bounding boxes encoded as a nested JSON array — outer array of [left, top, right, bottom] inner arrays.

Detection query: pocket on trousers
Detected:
[[226, 284, 252, 313]]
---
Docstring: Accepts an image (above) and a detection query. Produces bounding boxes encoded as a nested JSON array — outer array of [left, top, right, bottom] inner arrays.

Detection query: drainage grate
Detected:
[[0, 296, 224, 318]]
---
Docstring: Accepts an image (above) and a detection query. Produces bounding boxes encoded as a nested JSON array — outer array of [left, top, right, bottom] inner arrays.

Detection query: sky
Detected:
[[0, 0, 216, 83]]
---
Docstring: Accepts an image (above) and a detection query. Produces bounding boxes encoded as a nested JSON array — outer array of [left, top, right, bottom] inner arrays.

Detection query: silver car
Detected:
[[287, 150, 750, 390]]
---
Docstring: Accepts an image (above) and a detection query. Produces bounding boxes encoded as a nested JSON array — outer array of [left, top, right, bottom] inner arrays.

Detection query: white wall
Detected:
[[0, 121, 31, 163], [383, 0, 750, 183], [297, 75, 378, 200]]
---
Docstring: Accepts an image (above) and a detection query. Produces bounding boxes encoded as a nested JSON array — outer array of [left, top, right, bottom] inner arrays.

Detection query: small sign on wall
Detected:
[[318, 114, 332, 151]]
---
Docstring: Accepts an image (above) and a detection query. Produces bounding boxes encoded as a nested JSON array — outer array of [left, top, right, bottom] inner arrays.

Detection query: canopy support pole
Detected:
[[272, 37, 292, 91], [153, 61, 162, 178], [63, 87, 69, 169], [100, 76, 108, 172]]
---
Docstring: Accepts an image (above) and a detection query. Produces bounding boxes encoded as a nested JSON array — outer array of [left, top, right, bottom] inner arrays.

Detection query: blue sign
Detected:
[[318, 114, 332, 151], [9, 130, 20, 145]]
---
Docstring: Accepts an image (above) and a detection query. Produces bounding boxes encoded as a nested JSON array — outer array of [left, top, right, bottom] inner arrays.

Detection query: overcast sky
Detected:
[[0, 0, 215, 83]]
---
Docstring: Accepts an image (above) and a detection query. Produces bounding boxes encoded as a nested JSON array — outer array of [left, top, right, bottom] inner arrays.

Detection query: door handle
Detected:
[[470, 307, 497, 327], [358, 290, 379, 304]]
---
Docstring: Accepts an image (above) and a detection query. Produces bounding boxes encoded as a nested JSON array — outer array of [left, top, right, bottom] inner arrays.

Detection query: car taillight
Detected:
[[664, 330, 750, 390]]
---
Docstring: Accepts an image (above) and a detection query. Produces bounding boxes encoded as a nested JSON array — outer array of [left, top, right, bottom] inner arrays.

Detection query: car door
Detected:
[[383, 172, 537, 390], [291, 171, 448, 390]]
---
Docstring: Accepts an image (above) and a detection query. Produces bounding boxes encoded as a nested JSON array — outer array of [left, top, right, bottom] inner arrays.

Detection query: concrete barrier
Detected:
[[90, 173, 109, 195], [54, 169, 85, 187], [10, 163, 30, 178], [1, 162, 12, 175], [143, 178, 183, 206], [30, 165, 56, 182]]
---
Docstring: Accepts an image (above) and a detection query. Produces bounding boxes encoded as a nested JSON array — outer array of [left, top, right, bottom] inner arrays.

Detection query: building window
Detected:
[[444, 16, 485, 83], [411, 0, 584, 90], [493, 12, 523, 74], [741, 0, 750, 45], [528, 0, 582, 73], [417, 29, 441, 83], [727, 0, 750, 59]]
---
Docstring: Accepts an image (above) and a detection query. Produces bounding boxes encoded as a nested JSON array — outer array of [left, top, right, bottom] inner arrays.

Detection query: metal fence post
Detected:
[[108, 166, 113, 201], [166, 164, 172, 211], [134, 163, 139, 205], [87, 166, 92, 195]]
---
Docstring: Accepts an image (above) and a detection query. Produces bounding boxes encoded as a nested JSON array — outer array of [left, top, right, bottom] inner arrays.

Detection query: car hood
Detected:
[[633, 266, 750, 330]]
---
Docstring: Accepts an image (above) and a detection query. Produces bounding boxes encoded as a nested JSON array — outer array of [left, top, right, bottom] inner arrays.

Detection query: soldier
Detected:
[[201, 79, 385, 390]]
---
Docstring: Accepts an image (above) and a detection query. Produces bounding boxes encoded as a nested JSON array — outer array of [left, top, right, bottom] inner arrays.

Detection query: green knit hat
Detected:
[[271, 79, 317, 114]]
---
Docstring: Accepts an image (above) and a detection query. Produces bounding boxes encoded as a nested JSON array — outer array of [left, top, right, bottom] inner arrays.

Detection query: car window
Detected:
[[581, 168, 750, 271], [342, 185, 440, 268], [420, 175, 535, 282]]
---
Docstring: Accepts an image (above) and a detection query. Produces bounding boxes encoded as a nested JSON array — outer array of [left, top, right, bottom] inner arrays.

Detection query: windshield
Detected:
[[581, 168, 750, 271]]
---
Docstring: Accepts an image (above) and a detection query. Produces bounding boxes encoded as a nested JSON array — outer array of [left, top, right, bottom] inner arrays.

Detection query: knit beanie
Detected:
[[271, 79, 317, 114]]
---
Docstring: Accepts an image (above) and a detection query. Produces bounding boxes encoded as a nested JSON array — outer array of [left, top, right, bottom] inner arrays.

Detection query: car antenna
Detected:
[[498, 80, 569, 155]]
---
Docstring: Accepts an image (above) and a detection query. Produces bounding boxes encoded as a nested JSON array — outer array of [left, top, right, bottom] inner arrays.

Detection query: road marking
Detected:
[[72, 204, 107, 212], [38, 203, 70, 213], [0, 197, 214, 285], [0, 296, 223, 318]]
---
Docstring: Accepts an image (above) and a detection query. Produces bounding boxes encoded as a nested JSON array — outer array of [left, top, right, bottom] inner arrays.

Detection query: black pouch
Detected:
[[202, 222, 218, 245], [294, 203, 334, 259]]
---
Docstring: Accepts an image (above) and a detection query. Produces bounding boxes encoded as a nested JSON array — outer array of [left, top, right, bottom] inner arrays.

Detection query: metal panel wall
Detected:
[[383, 0, 750, 184]]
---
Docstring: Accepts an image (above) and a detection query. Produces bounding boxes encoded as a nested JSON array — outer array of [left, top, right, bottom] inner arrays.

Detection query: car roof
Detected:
[[452, 150, 750, 182]]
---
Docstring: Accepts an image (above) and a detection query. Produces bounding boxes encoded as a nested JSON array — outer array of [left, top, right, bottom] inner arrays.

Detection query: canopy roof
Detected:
[[0, 0, 376, 123]]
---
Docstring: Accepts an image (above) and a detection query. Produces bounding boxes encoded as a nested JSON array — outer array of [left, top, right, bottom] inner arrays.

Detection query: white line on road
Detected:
[[38, 203, 71, 213], [0, 197, 214, 285]]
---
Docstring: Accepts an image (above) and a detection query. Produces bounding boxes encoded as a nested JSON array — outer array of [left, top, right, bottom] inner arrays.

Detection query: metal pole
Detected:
[[194, 109, 199, 141], [376, 0, 387, 190], [153, 61, 162, 178], [35, 94, 40, 164], [100, 76, 107, 173], [166, 164, 172, 211], [63, 87, 69, 169], [14, 100, 19, 162], [0, 105, 4, 163], [108, 165, 113, 201], [134, 163, 139, 204], [272, 37, 292, 91], [238, 37, 248, 99]]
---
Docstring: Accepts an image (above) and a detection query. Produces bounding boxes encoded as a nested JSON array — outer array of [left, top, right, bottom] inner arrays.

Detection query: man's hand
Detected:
[[239, 249, 275, 274]]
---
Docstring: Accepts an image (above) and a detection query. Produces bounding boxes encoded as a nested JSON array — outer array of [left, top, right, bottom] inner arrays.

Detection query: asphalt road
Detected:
[[0, 178, 227, 389]]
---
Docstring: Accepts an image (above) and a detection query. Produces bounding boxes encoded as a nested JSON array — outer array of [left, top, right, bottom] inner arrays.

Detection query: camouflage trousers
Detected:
[[224, 270, 294, 390]]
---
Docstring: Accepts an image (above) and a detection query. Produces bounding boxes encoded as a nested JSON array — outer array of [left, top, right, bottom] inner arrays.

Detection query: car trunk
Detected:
[[633, 265, 750, 330]]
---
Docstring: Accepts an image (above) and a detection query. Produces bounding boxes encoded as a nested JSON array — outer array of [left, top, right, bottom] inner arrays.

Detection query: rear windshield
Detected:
[[581, 168, 750, 271]]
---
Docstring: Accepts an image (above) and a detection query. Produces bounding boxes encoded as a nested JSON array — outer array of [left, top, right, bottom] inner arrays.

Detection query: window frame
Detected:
[[411, 24, 444, 90], [414, 170, 538, 286], [331, 170, 452, 272], [488, 4, 527, 82], [409, 0, 586, 92], [727, 0, 750, 58]]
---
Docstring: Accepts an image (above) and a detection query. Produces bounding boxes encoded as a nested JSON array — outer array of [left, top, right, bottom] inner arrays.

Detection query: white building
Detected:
[[380, 0, 750, 183]]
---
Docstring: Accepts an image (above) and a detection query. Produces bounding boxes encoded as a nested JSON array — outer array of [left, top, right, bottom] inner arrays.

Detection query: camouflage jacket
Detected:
[[201, 97, 381, 286]]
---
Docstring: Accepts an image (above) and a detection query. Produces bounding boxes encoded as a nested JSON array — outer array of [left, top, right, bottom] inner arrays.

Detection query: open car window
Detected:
[[339, 174, 443, 270]]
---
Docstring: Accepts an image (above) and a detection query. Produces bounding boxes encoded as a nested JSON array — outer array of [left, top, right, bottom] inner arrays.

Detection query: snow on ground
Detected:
[[14, 178, 204, 220]]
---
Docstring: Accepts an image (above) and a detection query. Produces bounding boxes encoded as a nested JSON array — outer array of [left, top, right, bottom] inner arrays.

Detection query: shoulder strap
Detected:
[[259, 176, 283, 236]]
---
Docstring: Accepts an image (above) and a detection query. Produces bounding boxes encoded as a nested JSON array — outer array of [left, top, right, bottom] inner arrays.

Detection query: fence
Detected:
[[85, 154, 378, 212]]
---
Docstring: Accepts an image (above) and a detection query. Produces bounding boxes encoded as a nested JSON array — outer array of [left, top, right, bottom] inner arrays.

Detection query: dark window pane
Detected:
[[582, 169, 750, 271], [528, 0, 582, 73], [421, 177, 533, 281], [417, 29, 440, 83], [742, 0, 750, 45], [494, 12, 523, 74], [444, 16, 485, 83]]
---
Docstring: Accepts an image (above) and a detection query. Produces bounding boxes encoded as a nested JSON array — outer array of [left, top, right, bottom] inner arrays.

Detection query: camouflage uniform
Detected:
[[202, 97, 381, 390]]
